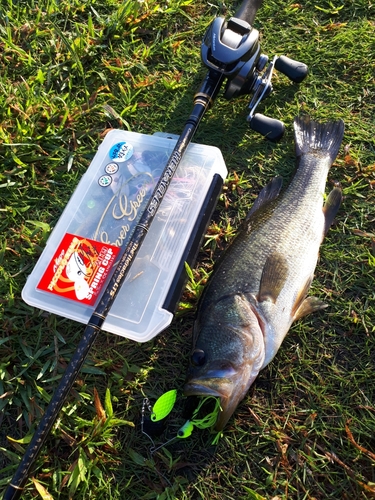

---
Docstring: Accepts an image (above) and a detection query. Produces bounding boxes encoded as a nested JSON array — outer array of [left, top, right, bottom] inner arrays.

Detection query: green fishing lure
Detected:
[[144, 390, 222, 448]]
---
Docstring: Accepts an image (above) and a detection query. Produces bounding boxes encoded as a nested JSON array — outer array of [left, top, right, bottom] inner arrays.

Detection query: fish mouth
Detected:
[[184, 379, 240, 432], [184, 380, 224, 400]]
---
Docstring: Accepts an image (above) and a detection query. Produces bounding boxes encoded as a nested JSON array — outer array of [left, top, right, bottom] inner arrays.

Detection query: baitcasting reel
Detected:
[[201, 10, 308, 141]]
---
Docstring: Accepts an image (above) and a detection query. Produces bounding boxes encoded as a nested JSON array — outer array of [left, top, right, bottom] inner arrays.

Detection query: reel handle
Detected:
[[234, 0, 263, 25], [275, 55, 308, 83], [249, 113, 285, 142]]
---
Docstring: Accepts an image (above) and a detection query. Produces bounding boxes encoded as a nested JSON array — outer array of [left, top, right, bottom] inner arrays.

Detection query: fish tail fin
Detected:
[[294, 115, 345, 164]]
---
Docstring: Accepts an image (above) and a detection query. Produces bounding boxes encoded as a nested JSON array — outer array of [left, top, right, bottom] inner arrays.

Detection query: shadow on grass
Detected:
[[152, 62, 305, 155]]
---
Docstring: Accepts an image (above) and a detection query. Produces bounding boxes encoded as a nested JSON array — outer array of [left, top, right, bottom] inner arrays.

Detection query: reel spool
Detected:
[[201, 12, 308, 141]]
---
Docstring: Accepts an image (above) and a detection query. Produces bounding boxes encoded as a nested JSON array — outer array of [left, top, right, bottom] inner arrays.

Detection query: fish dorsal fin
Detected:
[[258, 252, 289, 303], [323, 184, 342, 236], [246, 176, 283, 221], [293, 296, 328, 321]]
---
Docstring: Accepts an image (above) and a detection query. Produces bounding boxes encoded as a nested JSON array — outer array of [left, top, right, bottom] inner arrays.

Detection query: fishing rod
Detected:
[[4, 0, 307, 497]]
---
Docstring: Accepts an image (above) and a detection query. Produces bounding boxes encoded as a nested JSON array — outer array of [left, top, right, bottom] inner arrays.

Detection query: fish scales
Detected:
[[184, 116, 345, 431]]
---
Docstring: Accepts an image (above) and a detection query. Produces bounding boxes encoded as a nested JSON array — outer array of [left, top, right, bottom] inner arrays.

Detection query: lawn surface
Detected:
[[0, 0, 374, 498]]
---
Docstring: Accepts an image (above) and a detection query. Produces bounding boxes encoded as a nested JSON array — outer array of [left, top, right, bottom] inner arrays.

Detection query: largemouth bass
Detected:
[[184, 115, 345, 431]]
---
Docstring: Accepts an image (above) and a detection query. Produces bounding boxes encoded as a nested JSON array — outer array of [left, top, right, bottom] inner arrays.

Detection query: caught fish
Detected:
[[184, 115, 344, 431]]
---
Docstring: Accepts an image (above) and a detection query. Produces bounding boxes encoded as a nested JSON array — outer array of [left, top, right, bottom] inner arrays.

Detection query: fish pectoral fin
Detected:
[[293, 296, 328, 321], [246, 176, 283, 221], [323, 184, 342, 236], [258, 252, 289, 303]]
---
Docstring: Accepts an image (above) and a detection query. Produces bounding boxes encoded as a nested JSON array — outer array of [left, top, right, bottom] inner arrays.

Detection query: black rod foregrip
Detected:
[[234, 0, 263, 24], [4, 70, 225, 500]]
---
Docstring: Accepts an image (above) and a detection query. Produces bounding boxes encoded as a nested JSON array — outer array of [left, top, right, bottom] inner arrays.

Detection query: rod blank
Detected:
[[4, 71, 224, 500]]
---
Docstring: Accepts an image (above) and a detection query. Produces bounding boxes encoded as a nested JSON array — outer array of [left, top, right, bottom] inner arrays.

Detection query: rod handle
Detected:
[[234, 0, 263, 25]]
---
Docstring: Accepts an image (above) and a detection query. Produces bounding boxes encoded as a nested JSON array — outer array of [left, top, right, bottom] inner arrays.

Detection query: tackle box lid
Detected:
[[22, 129, 227, 342]]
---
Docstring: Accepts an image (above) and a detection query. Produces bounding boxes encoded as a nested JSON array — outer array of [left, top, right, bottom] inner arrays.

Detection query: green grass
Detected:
[[0, 0, 374, 498]]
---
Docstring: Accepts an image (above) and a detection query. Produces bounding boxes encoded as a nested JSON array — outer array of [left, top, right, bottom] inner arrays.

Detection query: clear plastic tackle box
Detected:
[[22, 129, 227, 342]]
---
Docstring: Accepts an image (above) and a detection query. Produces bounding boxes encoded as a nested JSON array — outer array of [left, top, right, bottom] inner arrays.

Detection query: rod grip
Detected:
[[234, 0, 263, 25]]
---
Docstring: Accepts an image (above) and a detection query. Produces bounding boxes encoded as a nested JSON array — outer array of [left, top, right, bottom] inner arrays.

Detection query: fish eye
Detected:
[[191, 349, 206, 367]]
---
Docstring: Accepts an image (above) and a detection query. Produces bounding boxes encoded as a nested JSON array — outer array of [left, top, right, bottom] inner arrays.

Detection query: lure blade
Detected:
[[151, 389, 177, 422]]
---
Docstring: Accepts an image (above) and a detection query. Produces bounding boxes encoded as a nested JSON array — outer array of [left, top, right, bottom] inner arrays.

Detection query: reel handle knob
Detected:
[[234, 0, 263, 25], [275, 55, 308, 83], [249, 113, 285, 142]]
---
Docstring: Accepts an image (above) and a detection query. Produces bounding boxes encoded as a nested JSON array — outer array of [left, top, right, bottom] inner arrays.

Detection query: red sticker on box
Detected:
[[37, 233, 120, 305]]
